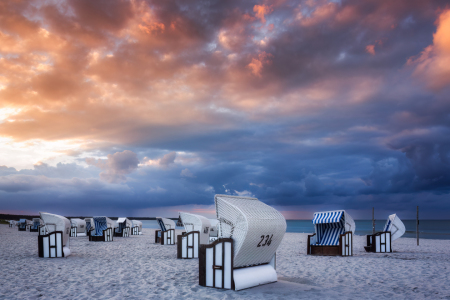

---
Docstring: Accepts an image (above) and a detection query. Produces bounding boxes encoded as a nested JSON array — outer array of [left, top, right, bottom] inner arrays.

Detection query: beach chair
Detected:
[[155, 217, 175, 245], [30, 218, 43, 232], [199, 195, 286, 291], [18, 219, 32, 231], [89, 216, 114, 242], [131, 220, 143, 235], [114, 217, 131, 237], [38, 212, 71, 258], [307, 210, 355, 256], [70, 218, 87, 237], [177, 212, 211, 259], [208, 219, 219, 243], [9, 220, 17, 228], [365, 214, 406, 253]]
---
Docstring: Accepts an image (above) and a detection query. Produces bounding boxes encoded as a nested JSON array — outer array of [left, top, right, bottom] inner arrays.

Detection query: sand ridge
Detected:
[[0, 225, 449, 299]]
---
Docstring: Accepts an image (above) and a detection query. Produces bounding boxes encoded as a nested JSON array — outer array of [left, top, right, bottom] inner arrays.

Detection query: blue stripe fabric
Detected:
[[312, 211, 343, 224], [86, 221, 91, 232], [312, 211, 346, 245], [384, 219, 391, 232], [157, 219, 166, 231], [92, 217, 107, 236], [18, 219, 27, 229], [32, 220, 40, 230]]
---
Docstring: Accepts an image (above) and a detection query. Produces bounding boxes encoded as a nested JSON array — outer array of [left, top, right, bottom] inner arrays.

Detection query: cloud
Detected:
[[180, 168, 196, 178], [86, 150, 139, 183], [159, 151, 177, 167]]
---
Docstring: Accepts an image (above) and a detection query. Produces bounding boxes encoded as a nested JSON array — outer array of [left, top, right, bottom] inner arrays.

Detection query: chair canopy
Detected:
[[132, 220, 142, 231], [209, 219, 219, 237], [383, 214, 405, 241], [31, 218, 43, 229], [178, 212, 212, 244], [91, 216, 114, 237], [70, 218, 86, 233], [215, 194, 286, 268], [85, 218, 94, 232], [312, 210, 355, 246], [115, 217, 132, 233], [156, 217, 175, 232], [39, 212, 71, 247]]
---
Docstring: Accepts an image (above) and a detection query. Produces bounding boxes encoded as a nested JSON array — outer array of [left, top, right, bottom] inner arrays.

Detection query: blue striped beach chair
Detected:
[[89, 217, 114, 242], [30, 218, 43, 232], [18, 219, 31, 231], [307, 210, 355, 256], [365, 214, 405, 253]]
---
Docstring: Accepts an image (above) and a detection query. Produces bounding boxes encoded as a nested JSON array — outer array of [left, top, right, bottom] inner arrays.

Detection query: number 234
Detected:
[[257, 234, 273, 247]]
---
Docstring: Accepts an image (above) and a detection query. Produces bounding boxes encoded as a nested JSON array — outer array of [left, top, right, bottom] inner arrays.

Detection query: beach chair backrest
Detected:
[[215, 194, 286, 268], [132, 220, 142, 231], [156, 217, 174, 231], [312, 210, 355, 246], [383, 214, 405, 241], [92, 217, 111, 236], [32, 218, 41, 229], [39, 212, 71, 247], [179, 212, 212, 244]]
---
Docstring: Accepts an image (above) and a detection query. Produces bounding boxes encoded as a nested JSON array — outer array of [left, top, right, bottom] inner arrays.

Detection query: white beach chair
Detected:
[[114, 217, 132, 237], [307, 210, 355, 256], [365, 214, 406, 253], [208, 219, 219, 243], [70, 218, 87, 237], [18, 219, 32, 231], [30, 218, 43, 232], [177, 212, 211, 259], [38, 212, 71, 258], [199, 195, 286, 291], [9, 220, 17, 227], [155, 217, 175, 245], [89, 216, 114, 242], [131, 220, 143, 235]]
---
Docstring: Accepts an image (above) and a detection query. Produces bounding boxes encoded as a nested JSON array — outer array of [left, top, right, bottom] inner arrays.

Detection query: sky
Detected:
[[0, 0, 450, 219]]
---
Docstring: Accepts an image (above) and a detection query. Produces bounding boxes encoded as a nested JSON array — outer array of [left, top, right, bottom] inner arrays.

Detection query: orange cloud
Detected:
[[366, 44, 376, 55], [253, 4, 273, 24], [247, 51, 273, 77], [407, 9, 450, 90]]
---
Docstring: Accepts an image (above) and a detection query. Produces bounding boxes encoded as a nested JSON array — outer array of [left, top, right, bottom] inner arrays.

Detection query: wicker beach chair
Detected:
[[365, 214, 405, 253], [131, 220, 142, 235], [30, 218, 43, 232], [307, 210, 355, 256], [18, 219, 32, 231], [114, 217, 132, 237], [38, 212, 71, 258], [89, 216, 114, 242], [70, 218, 87, 237], [155, 217, 175, 245], [199, 195, 286, 291], [9, 220, 16, 227], [177, 212, 211, 259]]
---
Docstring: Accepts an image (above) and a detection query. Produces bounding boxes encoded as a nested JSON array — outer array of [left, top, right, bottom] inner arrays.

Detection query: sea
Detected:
[[140, 219, 450, 240]]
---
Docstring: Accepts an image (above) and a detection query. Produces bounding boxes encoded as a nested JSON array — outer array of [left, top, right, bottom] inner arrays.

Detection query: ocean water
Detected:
[[141, 219, 450, 240]]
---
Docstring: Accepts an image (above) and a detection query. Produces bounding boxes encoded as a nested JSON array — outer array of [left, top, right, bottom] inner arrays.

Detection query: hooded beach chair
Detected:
[[307, 210, 355, 256], [38, 212, 71, 258], [365, 214, 406, 253], [70, 218, 87, 237], [131, 220, 143, 235], [114, 217, 132, 237], [208, 219, 219, 243], [9, 220, 17, 227], [18, 219, 32, 231], [155, 217, 175, 245], [30, 218, 43, 232], [177, 212, 211, 259], [199, 195, 287, 291], [89, 216, 114, 242]]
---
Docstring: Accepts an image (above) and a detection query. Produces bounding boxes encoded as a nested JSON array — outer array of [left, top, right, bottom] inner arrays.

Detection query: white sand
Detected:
[[0, 224, 449, 299]]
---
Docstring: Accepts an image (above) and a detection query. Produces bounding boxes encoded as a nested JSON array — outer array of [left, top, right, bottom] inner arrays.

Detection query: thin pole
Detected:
[[416, 206, 419, 246], [372, 207, 375, 234]]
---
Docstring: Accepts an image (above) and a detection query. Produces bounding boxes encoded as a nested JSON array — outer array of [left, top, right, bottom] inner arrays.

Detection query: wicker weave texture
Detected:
[[179, 212, 211, 244], [215, 194, 286, 268]]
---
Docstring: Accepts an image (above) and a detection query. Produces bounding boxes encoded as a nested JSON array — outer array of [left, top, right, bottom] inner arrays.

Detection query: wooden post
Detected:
[[416, 206, 419, 246], [372, 207, 375, 234]]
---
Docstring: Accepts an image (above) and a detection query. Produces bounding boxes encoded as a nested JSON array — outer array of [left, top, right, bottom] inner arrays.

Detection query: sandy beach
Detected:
[[0, 224, 449, 299]]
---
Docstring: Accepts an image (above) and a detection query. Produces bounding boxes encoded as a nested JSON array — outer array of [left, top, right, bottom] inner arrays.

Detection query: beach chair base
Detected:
[[30, 228, 39, 232], [114, 227, 130, 237], [177, 231, 199, 259], [199, 238, 277, 290], [161, 229, 175, 245], [307, 231, 353, 256], [155, 230, 161, 243], [18, 227, 27, 231], [89, 228, 113, 242], [365, 231, 392, 253], [38, 231, 69, 258], [131, 226, 141, 235]]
